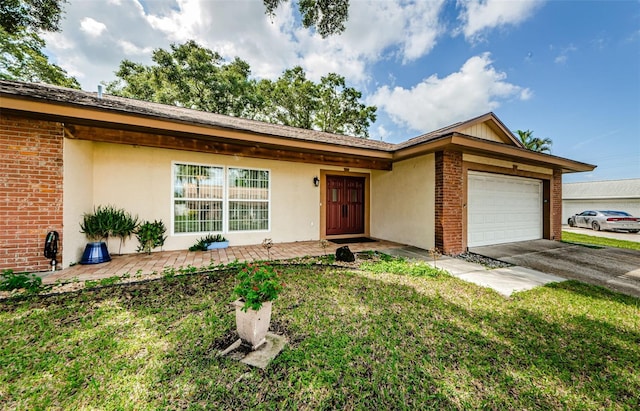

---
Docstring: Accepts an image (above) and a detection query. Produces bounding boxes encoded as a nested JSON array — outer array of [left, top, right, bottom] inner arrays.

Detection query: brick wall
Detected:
[[0, 113, 64, 272], [435, 150, 464, 254], [551, 168, 562, 241]]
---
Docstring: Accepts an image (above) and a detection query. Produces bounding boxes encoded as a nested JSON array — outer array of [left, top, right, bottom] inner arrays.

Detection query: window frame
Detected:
[[171, 161, 271, 236], [227, 167, 271, 233]]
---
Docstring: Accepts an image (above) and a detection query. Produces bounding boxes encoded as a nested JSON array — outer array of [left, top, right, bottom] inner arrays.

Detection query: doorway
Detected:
[[326, 175, 365, 235]]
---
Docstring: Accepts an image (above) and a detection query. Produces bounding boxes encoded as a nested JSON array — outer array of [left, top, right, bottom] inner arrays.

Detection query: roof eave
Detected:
[[0, 93, 394, 162], [393, 133, 596, 173]]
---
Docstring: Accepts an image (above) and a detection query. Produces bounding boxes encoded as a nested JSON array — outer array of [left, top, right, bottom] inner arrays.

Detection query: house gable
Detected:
[[438, 112, 523, 147]]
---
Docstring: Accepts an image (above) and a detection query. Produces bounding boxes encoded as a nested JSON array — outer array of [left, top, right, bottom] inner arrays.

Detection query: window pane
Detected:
[[174, 200, 223, 233], [173, 163, 224, 233], [229, 201, 269, 231], [229, 168, 269, 200]]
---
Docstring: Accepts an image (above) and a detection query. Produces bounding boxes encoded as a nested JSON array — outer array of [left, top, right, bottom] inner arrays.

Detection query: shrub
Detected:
[[0, 270, 42, 293], [136, 220, 167, 255]]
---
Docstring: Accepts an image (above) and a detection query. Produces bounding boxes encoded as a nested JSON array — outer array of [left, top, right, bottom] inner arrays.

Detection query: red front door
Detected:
[[326, 176, 365, 235]]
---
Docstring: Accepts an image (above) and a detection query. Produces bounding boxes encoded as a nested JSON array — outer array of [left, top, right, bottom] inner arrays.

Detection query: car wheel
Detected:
[[629, 230, 639, 234], [592, 221, 601, 231], [568, 218, 575, 227]]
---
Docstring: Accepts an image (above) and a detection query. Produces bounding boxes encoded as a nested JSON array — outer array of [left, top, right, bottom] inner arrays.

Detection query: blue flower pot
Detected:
[[80, 242, 111, 264], [207, 241, 229, 250]]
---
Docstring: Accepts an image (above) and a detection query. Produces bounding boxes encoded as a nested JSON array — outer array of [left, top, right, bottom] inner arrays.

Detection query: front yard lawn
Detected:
[[563, 231, 640, 251], [1, 259, 639, 409]]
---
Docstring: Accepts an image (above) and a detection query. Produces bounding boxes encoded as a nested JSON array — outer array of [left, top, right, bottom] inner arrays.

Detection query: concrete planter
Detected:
[[233, 299, 272, 350], [207, 241, 229, 250]]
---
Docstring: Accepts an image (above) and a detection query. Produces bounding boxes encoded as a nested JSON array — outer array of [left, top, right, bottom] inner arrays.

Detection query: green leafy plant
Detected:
[[85, 274, 121, 288], [80, 205, 139, 253], [80, 205, 118, 242], [112, 210, 139, 254], [188, 234, 228, 251], [136, 220, 167, 255], [233, 262, 284, 311], [0, 270, 42, 293]]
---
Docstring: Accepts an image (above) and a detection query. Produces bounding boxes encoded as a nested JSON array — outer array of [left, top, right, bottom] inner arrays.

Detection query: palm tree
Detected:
[[515, 129, 552, 153]]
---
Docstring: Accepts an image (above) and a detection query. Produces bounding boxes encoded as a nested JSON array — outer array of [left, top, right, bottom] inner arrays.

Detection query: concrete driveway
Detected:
[[470, 239, 640, 299]]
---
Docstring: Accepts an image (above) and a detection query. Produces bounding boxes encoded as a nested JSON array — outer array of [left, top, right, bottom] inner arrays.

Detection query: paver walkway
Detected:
[[39, 240, 567, 297], [42, 239, 404, 284]]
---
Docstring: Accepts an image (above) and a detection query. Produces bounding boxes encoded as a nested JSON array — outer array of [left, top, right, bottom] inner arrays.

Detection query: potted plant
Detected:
[[206, 234, 229, 250], [188, 234, 229, 251], [79, 205, 118, 264], [232, 262, 284, 350], [112, 209, 139, 255]]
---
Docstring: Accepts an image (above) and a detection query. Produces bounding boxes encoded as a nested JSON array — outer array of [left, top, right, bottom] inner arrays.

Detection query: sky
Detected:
[[42, 0, 640, 183]]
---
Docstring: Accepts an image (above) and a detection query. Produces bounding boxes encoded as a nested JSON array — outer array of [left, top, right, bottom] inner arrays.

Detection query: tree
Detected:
[[106, 41, 262, 118], [256, 66, 318, 129], [515, 129, 552, 153], [263, 0, 349, 38], [315, 73, 376, 137], [1, 0, 67, 35], [0, 0, 79, 87], [257, 66, 375, 138], [107, 43, 377, 138]]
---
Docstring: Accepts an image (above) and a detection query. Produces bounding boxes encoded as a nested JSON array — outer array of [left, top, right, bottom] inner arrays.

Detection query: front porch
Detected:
[[42, 239, 404, 285]]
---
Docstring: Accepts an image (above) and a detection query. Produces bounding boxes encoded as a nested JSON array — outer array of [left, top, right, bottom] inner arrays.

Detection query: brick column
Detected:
[[0, 113, 64, 272], [435, 150, 464, 254], [551, 168, 563, 241]]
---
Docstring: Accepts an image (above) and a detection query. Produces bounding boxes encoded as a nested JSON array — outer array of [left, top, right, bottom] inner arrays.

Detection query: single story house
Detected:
[[563, 179, 640, 223], [0, 80, 595, 272]]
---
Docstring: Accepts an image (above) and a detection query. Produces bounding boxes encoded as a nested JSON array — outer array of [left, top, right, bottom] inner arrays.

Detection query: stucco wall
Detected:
[[64, 141, 333, 261], [63, 139, 94, 266], [370, 154, 435, 249]]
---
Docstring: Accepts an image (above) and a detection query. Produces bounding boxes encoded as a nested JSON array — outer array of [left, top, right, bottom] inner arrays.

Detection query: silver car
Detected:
[[568, 210, 640, 233]]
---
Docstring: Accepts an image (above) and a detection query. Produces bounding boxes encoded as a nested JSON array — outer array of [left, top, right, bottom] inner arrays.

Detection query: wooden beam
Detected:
[[1, 97, 392, 161], [66, 124, 393, 170]]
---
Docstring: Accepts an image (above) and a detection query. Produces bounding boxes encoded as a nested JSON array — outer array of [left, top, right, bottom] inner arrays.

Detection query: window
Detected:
[[228, 168, 270, 231], [173, 163, 224, 233], [173, 163, 270, 234]]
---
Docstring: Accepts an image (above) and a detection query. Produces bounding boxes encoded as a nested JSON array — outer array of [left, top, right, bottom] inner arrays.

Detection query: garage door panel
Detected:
[[468, 172, 542, 247]]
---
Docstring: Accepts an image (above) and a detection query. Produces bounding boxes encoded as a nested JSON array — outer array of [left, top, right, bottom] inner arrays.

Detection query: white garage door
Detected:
[[468, 171, 542, 247]]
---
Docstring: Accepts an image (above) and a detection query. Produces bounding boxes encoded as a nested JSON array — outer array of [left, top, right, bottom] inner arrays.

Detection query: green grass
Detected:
[[1, 260, 639, 410], [562, 231, 640, 250]]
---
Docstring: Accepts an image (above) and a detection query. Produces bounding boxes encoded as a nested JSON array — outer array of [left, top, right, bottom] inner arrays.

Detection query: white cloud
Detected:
[[79, 17, 107, 38], [458, 0, 544, 41], [144, 0, 203, 42], [369, 53, 531, 132], [118, 40, 153, 56], [44, 0, 450, 90], [554, 44, 577, 64]]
